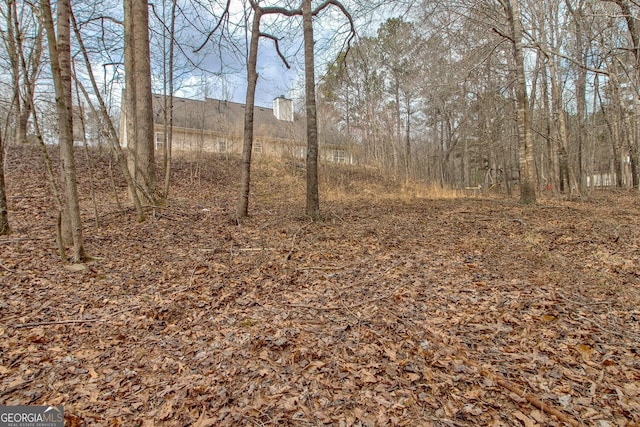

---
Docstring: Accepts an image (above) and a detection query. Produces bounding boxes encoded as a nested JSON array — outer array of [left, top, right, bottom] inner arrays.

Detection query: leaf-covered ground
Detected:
[[1, 146, 639, 427]]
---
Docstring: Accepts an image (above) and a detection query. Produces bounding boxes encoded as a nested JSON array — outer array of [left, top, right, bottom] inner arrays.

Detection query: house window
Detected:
[[253, 142, 263, 154], [332, 149, 347, 163], [295, 146, 307, 159], [155, 132, 165, 150], [216, 139, 229, 153]]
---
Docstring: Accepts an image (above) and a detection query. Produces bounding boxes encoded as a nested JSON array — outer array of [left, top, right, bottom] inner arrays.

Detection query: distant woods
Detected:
[[2, 0, 640, 253], [320, 0, 640, 200]]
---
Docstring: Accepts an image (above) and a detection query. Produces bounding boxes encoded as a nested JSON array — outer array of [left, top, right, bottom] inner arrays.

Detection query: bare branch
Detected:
[[259, 32, 290, 69], [260, 6, 302, 16], [492, 26, 514, 43], [193, 0, 230, 53], [312, 0, 356, 54]]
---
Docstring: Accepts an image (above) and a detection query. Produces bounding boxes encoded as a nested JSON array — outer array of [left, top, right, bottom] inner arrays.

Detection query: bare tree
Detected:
[[302, 0, 321, 220], [124, 0, 155, 205], [302, 0, 355, 220], [223, 0, 353, 220], [1, 0, 43, 146], [606, 0, 640, 188], [41, 0, 86, 261], [499, 0, 537, 204], [0, 127, 8, 235], [70, 9, 145, 222]]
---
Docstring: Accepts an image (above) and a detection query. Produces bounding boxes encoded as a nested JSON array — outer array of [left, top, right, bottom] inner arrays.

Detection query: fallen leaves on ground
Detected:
[[1, 146, 639, 426]]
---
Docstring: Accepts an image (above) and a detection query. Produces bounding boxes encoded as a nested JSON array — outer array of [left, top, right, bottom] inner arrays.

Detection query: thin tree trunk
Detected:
[[405, 98, 411, 182], [303, 0, 320, 220], [124, 0, 139, 202], [547, 52, 579, 195], [539, 55, 558, 192], [70, 11, 145, 221], [162, 0, 177, 199], [6, 0, 24, 146], [124, 0, 155, 206], [133, 0, 155, 203], [237, 7, 262, 220], [503, 0, 537, 204], [76, 100, 100, 228], [0, 130, 9, 235], [41, 0, 85, 261], [568, 0, 587, 192]]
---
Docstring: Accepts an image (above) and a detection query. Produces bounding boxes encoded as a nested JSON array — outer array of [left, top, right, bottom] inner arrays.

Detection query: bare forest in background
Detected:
[[5, 0, 640, 209]]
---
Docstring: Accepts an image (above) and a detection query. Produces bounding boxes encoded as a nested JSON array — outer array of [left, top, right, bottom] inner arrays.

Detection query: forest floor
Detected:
[[1, 145, 639, 427]]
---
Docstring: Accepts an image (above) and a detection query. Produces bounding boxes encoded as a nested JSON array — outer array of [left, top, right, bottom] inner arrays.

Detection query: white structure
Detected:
[[273, 95, 294, 122]]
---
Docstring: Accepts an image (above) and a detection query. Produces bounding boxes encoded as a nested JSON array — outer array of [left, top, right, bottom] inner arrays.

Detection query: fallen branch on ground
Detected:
[[481, 369, 580, 426], [12, 307, 138, 329]]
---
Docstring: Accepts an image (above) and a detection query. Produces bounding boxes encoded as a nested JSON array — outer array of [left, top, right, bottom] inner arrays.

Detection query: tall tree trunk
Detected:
[[237, 6, 262, 220], [41, 0, 85, 261], [124, 0, 155, 205], [611, 0, 640, 188], [405, 98, 411, 182], [124, 0, 139, 202], [134, 0, 155, 201], [162, 0, 177, 199], [547, 52, 578, 195], [567, 0, 587, 192], [303, 0, 320, 220], [503, 0, 537, 204], [540, 55, 558, 192], [0, 130, 9, 235], [6, 0, 23, 145]]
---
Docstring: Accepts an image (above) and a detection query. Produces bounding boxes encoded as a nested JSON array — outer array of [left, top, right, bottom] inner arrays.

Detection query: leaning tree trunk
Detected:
[[70, 10, 145, 221], [303, 0, 320, 220], [41, 0, 85, 261], [236, 7, 262, 220], [503, 0, 537, 204]]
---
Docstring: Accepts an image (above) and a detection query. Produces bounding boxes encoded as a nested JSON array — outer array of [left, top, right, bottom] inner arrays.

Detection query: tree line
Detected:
[[1, 0, 640, 259], [321, 0, 640, 201]]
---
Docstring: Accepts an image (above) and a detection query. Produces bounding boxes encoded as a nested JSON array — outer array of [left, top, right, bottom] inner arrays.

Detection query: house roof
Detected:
[[152, 94, 303, 142]]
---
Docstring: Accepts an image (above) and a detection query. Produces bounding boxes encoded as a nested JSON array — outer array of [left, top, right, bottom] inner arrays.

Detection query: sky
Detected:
[[174, 46, 302, 108], [168, 0, 404, 109], [171, 0, 307, 107]]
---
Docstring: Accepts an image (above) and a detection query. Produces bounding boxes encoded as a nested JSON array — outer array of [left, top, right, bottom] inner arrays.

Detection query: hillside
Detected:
[[1, 145, 639, 426]]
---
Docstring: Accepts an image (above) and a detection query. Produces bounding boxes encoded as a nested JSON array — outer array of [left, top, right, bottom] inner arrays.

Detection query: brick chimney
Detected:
[[273, 95, 294, 122]]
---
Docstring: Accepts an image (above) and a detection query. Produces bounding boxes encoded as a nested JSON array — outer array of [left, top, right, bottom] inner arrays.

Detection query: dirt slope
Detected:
[[1, 145, 639, 426]]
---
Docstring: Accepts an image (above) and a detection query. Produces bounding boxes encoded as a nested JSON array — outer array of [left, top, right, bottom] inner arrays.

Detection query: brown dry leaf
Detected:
[[281, 396, 298, 411], [3, 146, 640, 426], [192, 408, 217, 427], [359, 369, 378, 383], [383, 347, 397, 361], [576, 344, 596, 365], [624, 382, 640, 397], [541, 314, 556, 322], [529, 409, 545, 423], [157, 398, 175, 420], [373, 395, 393, 407], [513, 410, 537, 427]]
